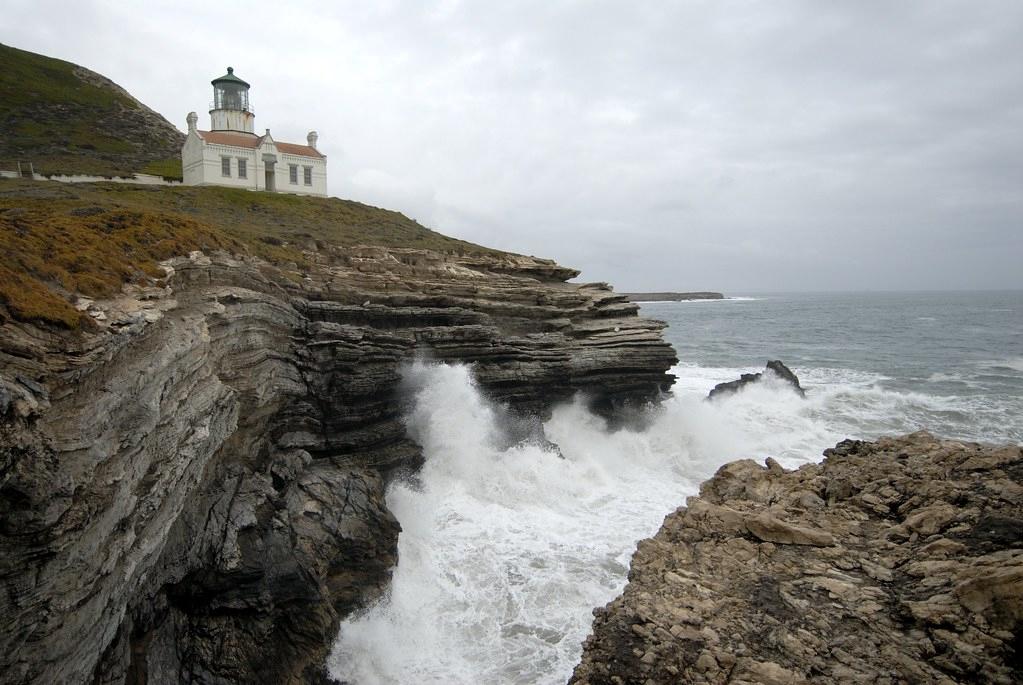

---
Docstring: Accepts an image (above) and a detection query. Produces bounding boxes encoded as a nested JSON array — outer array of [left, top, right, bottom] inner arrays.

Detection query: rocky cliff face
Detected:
[[0, 247, 677, 684], [571, 432, 1023, 684]]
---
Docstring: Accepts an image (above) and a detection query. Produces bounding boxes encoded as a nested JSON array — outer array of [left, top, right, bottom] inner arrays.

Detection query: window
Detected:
[[289, 164, 298, 184], [221, 156, 231, 177], [303, 166, 312, 186], [237, 158, 247, 179]]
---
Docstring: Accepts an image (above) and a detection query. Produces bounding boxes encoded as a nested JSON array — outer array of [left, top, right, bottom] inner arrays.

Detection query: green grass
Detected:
[[140, 157, 184, 181], [0, 44, 138, 111], [0, 179, 508, 328], [8, 155, 139, 178], [10, 117, 138, 159]]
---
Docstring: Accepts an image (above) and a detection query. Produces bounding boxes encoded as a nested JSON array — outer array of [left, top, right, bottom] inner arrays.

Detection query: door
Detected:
[[261, 153, 278, 192]]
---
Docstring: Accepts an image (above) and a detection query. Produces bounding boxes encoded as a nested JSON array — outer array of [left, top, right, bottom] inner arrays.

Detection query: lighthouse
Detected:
[[209, 67, 255, 133], [181, 67, 327, 196]]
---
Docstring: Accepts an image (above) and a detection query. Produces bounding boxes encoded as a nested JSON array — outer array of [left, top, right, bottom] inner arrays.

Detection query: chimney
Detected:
[[186, 111, 198, 133], [307, 131, 318, 149]]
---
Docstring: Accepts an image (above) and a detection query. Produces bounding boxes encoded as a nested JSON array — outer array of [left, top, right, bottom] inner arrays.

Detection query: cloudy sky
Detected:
[[3, 1, 1022, 292]]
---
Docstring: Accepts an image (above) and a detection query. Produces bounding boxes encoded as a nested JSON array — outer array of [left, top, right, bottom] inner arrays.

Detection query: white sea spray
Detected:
[[330, 361, 848, 683]]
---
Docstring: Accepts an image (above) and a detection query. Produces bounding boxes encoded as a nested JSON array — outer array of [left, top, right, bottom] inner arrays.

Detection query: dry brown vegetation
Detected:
[[0, 179, 506, 328]]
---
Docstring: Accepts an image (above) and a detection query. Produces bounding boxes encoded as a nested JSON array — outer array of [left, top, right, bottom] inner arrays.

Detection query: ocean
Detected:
[[329, 290, 1022, 684]]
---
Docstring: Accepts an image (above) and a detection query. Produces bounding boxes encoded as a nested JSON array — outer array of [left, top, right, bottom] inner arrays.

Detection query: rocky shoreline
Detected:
[[0, 247, 677, 684], [4, 246, 1021, 684], [570, 432, 1023, 684]]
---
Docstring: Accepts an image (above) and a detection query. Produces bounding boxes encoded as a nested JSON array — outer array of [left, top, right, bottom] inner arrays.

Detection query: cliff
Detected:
[[571, 432, 1023, 684], [0, 206, 676, 683]]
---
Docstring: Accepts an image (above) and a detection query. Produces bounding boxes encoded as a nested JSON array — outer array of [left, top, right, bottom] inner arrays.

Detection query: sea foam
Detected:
[[330, 361, 834, 683]]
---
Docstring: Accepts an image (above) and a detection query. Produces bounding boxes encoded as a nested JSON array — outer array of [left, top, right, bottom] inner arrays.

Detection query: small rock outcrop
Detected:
[[708, 360, 805, 399], [571, 432, 1023, 684]]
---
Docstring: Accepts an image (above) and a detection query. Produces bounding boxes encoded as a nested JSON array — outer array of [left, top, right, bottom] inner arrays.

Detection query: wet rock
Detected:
[[708, 359, 806, 399], [571, 432, 1023, 685]]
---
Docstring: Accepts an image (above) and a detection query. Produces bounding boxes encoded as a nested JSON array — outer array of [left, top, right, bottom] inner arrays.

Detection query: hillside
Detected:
[[0, 43, 184, 178], [0, 46, 514, 330]]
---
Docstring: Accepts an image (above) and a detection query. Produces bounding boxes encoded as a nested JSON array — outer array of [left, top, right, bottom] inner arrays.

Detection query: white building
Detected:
[[182, 67, 327, 197]]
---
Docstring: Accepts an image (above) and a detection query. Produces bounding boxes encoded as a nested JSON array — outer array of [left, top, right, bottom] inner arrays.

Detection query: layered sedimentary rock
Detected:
[[0, 247, 676, 685], [571, 432, 1023, 685]]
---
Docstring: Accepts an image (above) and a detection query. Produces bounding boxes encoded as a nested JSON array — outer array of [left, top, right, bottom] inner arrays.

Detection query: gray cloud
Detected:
[[3, 0, 1021, 291]]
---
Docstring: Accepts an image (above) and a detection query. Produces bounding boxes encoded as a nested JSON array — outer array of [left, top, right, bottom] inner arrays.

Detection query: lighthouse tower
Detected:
[[209, 67, 254, 133]]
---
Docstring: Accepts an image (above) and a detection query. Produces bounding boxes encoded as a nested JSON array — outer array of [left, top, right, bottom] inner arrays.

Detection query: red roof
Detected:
[[197, 131, 324, 158], [275, 141, 325, 159]]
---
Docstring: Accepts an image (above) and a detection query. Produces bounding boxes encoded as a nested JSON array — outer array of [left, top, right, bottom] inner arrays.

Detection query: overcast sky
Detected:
[[3, 1, 1022, 292]]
